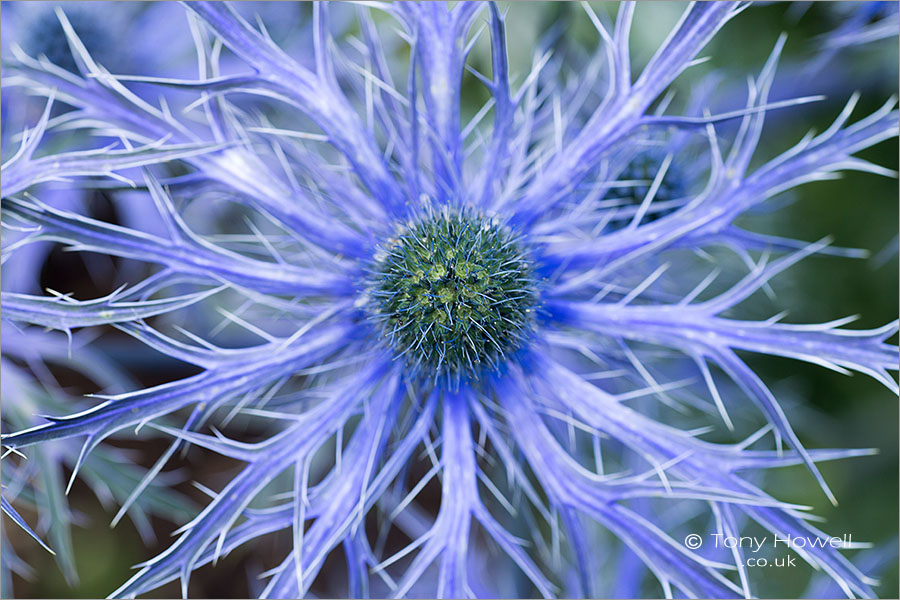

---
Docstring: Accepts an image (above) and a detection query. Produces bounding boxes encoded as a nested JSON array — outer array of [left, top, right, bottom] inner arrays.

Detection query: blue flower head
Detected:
[[366, 207, 540, 383], [1, 2, 897, 598]]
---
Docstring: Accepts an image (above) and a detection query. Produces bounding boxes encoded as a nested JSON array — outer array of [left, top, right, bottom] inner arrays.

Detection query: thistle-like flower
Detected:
[[1, 2, 897, 598]]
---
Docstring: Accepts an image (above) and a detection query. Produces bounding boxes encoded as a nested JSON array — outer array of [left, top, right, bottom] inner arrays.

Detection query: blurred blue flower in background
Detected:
[[1, 1, 897, 598]]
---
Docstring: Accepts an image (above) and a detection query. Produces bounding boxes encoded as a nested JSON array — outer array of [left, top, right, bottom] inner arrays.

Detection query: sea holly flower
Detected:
[[811, 1, 899, 53], [768, 1, 900, 102], [1, 1, 897, 598]]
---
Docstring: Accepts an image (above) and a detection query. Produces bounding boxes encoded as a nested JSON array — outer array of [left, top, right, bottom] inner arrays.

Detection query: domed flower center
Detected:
[[368, 211, 538, 379], [609, 151, 684, 229]]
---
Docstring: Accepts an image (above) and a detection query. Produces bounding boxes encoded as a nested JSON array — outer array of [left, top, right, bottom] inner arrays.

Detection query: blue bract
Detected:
[[22, 8, 112, 73]]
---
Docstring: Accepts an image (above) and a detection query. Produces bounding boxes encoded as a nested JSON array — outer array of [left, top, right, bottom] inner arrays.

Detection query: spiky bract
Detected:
[[615, 151, 684, 220], [22, 8, 111, 73]]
